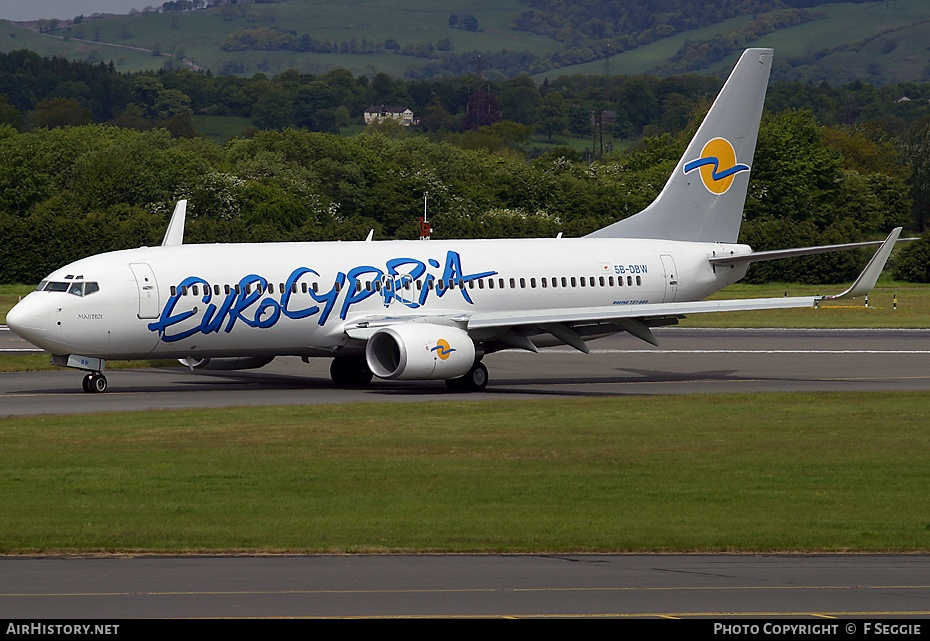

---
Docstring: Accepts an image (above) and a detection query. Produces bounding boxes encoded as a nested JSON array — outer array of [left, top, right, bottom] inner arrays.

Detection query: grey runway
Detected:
[[3, 328, 930, 619], [1, 328, 929, 416], [2, 554, 930, 619]]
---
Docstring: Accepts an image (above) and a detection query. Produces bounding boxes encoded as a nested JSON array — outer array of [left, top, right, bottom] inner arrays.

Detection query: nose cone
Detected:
[[6, 294, 50, 348]]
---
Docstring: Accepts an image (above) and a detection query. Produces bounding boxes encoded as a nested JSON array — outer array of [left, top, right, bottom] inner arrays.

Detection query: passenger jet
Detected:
[[6, 49, 902, 393]]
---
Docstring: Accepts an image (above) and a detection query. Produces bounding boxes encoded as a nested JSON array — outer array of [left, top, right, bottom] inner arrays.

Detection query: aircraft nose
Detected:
[[5, 294, 50, 346]]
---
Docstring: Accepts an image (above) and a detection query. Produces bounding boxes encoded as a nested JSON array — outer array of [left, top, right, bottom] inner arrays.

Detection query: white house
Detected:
[[364, 105, 416, 126]]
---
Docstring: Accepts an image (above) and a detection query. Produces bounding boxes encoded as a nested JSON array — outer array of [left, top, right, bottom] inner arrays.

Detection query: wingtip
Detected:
[[823, 227, 901, 301]]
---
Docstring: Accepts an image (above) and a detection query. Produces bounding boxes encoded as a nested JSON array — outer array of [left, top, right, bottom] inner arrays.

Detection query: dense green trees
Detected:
[[0, 110, 914, 285], [1, 49, 928, 284]]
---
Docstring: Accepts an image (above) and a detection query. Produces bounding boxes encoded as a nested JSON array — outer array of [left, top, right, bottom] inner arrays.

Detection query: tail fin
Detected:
[[587, 48, 773, 243]]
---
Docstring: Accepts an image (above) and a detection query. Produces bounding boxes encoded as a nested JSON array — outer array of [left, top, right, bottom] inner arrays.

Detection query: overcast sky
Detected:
[[0, 1, 144, 21]]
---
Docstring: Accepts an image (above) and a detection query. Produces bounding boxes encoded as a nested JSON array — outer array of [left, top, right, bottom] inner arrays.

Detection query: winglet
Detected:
[[162, 200, 187, 247], [821, 227, 901, 301]]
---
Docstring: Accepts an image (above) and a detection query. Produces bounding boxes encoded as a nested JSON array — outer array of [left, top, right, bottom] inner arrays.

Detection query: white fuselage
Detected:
[[8, 236, 751, 361]]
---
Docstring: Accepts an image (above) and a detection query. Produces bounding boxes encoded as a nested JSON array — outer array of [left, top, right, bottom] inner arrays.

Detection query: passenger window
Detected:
[[541, 278, 547, 288], [268, 283, 275, 294], [579, 277, 586, 288], [530, 278, 536, 288], [171, 286, 177, 296], [519, 278, 526, 288], [627, 276, 632, 286], [561, 277, 567, 288], [192, 285, 199, 296], [636, 276, 642, 286], [225, 284, 231, 295], [182, 286, 189, 296], [488, 279, 494, 290], [571, 277, 577, 287]]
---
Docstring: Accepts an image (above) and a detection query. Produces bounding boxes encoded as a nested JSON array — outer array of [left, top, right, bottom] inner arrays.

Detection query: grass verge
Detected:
[[1, 393, 928, 554]]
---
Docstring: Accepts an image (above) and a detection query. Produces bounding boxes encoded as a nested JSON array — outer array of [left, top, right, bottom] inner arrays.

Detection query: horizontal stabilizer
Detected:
[[711, 230, 913, 267]]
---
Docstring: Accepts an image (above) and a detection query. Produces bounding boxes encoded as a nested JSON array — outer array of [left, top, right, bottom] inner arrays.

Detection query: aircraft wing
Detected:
[[344, 228, 901, 350]]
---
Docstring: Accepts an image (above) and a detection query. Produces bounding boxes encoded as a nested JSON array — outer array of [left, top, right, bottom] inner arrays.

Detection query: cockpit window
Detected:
[[38, 281, 100, 296]]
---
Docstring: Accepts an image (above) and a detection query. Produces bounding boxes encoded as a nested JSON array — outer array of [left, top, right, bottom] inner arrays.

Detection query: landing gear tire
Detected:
[[82, 373, 108, 393], [446, 361, 488, 392], [330, 357, 373, 388]]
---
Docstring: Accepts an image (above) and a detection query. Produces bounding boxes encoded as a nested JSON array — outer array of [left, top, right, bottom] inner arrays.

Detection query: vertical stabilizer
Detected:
[[587, 48, 773, 243]]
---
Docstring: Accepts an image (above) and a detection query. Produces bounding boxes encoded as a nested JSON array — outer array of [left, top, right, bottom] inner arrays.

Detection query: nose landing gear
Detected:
[[81, 372, 108, 393]]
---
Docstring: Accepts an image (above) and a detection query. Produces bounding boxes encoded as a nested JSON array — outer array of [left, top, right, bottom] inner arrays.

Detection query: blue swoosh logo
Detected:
[[683, 157, 750, 181]]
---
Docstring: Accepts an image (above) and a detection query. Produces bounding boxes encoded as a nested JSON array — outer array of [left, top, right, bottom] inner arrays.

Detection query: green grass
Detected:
[[543, 15, 754, 79], [192, 114, 254, 144], [681, 278, 930, 328], [1, 393, 929, 554], [0, 19, 169, 74], [30, 0, 562, 78]]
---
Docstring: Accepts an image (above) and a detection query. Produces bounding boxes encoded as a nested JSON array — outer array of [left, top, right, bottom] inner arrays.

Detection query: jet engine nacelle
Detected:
[[366, 324, 475, 380], [178, 356, 274, 370]]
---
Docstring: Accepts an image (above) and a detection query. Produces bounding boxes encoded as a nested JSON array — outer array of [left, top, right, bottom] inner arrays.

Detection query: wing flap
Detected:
[[465, 296, 816, 331]]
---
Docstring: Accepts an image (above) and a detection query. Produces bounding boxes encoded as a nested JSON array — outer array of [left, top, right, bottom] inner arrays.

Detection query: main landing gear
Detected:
[[81, 372, 108, 393], [330, 356, 374, 388], [329, 356, 490, 391], [445, 361, 488, 392]]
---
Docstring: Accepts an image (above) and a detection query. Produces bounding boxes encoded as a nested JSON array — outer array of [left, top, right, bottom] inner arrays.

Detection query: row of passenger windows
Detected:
[[170, 274, 644, 297]]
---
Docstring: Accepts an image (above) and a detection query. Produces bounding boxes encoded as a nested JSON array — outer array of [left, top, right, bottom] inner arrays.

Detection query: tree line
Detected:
[[1, 48, 929, 283]]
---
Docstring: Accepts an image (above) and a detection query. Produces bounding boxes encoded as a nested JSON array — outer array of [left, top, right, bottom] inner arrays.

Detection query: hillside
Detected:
[[1, 0, 929, 83]]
